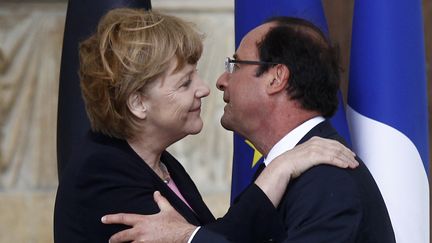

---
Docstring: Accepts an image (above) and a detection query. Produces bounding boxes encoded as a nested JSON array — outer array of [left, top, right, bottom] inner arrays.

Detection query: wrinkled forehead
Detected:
[[236, 22, 276, 59]]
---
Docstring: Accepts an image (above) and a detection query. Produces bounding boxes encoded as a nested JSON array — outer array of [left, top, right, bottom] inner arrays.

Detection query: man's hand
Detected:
[[101, 191, 197, 243]]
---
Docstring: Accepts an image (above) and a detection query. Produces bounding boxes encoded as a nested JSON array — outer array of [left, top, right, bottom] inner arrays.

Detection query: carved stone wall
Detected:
[[0, 3, 64, 191], [0, 1, 234, 242], [0, 4, 66, 242]]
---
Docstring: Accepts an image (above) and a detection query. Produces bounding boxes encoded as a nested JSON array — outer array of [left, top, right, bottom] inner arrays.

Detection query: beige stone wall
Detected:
[[0, 1, 234, 242], [0, 3, 64, 190], [0, 3, 65, 242]]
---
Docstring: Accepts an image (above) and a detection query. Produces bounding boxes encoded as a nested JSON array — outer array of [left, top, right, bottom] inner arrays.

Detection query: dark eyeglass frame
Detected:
[[225, 57, 280, 73]]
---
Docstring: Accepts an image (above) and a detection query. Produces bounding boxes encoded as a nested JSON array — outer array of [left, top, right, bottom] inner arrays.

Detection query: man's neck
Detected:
[[263, 116, 325, 166], [248, 111, 321, 156]]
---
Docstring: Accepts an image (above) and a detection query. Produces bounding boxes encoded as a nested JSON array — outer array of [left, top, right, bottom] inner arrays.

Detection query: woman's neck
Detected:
[[126, 136, 163, 171]]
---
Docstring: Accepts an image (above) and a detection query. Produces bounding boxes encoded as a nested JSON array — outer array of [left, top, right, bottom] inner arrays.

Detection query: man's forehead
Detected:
[[236, 23, 274, 59], [251, 22, 275, 37]]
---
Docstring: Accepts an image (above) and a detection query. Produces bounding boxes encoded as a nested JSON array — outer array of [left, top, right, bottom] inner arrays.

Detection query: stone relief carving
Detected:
[[0, 4, 65, 190]]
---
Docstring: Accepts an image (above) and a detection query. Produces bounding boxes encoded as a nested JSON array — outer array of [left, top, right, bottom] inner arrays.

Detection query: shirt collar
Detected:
[[263, 116, 325, 166]]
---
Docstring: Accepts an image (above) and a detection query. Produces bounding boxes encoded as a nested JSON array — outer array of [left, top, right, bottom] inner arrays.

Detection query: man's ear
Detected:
[[127, 92, 147, 119], [266, 64, 290, 95]]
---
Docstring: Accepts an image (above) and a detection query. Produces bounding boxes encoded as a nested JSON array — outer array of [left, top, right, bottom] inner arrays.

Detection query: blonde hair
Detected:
[[79, 8, 203, 139]]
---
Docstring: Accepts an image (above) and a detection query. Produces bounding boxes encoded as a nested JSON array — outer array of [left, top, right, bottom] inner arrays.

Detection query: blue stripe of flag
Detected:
[[347, 0, 429, 171]]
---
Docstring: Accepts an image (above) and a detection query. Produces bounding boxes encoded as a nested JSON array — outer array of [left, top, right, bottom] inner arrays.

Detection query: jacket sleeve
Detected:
[[195, 184, 286, 243], [279, 166, 362, 242], [191, 227, 231, 243]]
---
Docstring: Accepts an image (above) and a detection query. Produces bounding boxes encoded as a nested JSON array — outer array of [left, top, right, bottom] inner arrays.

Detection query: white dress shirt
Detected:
[[187, 227, 201, 243], [264, 116, 325, 166]]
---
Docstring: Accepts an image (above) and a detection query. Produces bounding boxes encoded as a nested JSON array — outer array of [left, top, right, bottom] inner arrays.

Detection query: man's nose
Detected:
[[216, 72, 228, 91]]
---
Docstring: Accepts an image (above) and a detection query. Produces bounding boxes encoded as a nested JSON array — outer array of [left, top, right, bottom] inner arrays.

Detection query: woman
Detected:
[[53, 8, 357, 242]]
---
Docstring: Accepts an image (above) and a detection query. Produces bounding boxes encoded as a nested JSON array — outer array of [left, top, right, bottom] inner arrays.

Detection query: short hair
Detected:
[[256, 17, 340, 117], [79, 8, 203, 139]]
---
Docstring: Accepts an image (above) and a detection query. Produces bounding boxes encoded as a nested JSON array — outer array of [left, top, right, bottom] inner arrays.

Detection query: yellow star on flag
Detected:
[[245, 140, 263, 168]]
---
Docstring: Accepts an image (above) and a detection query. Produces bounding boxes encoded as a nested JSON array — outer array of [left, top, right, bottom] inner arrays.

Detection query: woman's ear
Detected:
[[127, 92, 147, 119], [266, 64, 290, 95]]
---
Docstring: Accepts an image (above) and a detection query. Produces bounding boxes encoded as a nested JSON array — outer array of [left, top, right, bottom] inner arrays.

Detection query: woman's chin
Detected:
[[188, 121, 204, 135], [189, 126, 203, 135]]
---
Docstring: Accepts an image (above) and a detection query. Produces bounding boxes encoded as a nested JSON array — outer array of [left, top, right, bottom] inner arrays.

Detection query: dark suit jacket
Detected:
[[54, 131, 215, 242], [195, 183, 286, 243], [54, 131, 283, 243], [276, 120, 396, 242], [194, 120, 396, 243]]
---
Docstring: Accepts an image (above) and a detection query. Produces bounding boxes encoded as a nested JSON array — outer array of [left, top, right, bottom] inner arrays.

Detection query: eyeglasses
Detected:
[[224, 57, 280, 74]]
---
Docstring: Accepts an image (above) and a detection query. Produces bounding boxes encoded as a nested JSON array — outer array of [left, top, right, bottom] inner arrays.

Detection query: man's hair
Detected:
[[79, 8, 203, 139], [256, 17, 340, 117]]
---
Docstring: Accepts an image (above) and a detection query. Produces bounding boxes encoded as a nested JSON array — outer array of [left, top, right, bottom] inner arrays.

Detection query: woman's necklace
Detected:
[[159, 162, 171, 184]]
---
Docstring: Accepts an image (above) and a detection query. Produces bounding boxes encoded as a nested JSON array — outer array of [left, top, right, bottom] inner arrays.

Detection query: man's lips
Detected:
[[190, 105, 201, 112], [223, 94, 229, 103]]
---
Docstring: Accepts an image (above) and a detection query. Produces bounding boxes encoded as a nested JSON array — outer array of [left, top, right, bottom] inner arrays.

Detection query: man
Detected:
[[103, 17, 395, 242]]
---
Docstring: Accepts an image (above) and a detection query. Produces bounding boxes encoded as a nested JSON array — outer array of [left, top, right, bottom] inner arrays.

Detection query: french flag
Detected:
[[346, 0, 429, 242]]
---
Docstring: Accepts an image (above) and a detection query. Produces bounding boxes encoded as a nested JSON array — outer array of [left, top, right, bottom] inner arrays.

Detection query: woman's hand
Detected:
[[255, 136, 358, 207], [278, 136, 358, 178]]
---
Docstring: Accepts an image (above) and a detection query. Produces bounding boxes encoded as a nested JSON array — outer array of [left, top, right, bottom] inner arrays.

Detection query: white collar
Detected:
[[263, 116, 325, 166]]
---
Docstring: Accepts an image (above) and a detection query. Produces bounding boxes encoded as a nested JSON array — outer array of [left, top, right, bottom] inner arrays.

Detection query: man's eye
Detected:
[[233, 64, 240, 72]]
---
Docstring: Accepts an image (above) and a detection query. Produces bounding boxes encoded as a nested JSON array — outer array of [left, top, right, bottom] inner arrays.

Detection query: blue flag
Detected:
[[231, 0, 351, 201], [346, 0, 429, 241]]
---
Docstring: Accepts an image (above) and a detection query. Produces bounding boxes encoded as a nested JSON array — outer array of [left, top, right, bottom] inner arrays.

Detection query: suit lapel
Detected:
[[161, 152, 215, 225]]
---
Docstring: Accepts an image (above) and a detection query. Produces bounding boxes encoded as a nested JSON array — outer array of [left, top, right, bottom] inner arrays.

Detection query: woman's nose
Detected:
[[196, 82, 210, 98]]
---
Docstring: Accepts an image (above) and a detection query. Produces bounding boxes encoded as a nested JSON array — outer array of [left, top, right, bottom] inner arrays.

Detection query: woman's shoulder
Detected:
[[71, 131, 141, 169], [58, 132, 152, 188]]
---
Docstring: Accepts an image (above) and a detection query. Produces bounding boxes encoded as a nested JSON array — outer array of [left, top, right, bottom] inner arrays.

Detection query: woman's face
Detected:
[[143, 60, 210, 142]]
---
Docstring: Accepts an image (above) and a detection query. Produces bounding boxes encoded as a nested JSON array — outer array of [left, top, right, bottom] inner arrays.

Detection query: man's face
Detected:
[[216, 23, 274, 137]]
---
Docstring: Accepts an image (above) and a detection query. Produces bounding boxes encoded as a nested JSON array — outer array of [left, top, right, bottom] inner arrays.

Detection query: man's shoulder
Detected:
[[292, 164, 359, 189], [279, 158, 390, 225], [286, 160, 384, 214]]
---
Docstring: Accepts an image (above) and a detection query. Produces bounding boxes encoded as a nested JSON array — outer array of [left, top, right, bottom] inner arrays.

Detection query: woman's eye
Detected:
[[181, 79, 192, 88]]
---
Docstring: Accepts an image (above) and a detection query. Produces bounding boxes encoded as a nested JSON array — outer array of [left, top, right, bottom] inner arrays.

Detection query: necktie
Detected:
[[252, 162, 266, 181]]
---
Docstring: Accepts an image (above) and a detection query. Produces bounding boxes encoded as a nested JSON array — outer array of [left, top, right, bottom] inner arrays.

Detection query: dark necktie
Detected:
[[252, 162, 266, 181]]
